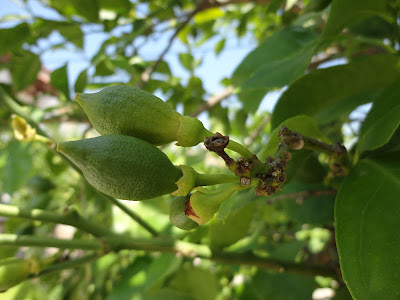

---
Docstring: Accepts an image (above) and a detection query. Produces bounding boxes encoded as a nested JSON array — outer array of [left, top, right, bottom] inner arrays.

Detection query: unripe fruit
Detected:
[[57, 134, 182, 200], [188, 184, 244, 225], [0, 257, 39, 292], [75, 85, 211, 147], [169, 195, 200, 230]]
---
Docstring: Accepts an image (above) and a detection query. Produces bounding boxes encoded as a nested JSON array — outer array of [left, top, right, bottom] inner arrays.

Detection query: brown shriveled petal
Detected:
[[204, 132, 229, 152], [240, 177, 251, 186], [203, 132, 234, 166], [184, 199, 200, 219]]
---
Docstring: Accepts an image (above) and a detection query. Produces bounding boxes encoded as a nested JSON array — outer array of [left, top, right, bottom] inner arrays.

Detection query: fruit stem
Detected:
[[226, 139, 254, 159], [195, 173, 239, 186]]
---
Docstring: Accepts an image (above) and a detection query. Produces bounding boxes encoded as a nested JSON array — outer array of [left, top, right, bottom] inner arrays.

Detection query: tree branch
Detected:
[[279, 125, 347, 157], [35, 253, 101, 277], [138, 10, 197, 88], [245, 115, 271, 147], [0, 234, 340, 279], [0, 234, 104, 251], [267, 189, 337, 204], [189, 86, 234, 117], [0, 203, 114, 238]]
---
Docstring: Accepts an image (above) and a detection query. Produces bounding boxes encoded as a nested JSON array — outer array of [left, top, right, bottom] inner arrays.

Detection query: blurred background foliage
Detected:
[[1, 0, 400, 299]]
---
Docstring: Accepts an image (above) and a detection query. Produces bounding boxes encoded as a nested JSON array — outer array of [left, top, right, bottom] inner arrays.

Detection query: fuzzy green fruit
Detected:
[[0, 257, 39, 292], [75, 85, 211, 146], [169, 195, 200, 230], [58, 134, 182, 200]]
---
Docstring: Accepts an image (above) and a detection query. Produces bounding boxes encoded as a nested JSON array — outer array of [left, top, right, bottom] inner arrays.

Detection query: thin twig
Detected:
[[267, 189, 337, 204], [245, 115, 271, 147], [35, 253, 101, 277], [0, 203, 115, 238], [189, 86, 234, 117], [138, 10, 198, 88]]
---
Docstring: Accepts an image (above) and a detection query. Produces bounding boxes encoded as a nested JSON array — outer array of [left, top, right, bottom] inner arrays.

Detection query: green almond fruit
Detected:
[[57, 134, 182, 200], [169, 195, 200, 230], [75, 85, 211, 147]]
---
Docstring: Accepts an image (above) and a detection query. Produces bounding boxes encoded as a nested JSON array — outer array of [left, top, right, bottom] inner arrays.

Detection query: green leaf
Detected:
[[238, 271, 316, 300], [51, 64, 70, 99], [209, 104, 230, 135], [179, 53, 197, 71], [74, 69, 87, 93], [214, 38, 225, 56], [10, 51, 41, 91], [98, 0, 132, 14], [261, 115, 329, 159], [57, 23, 83, 48], [95, 57, 115, 76], [49, 0, 99, 22], [169, 266, 219, 300], [107, 254, 182, 300], [272, 182, 335, 225], [266, 0, 286, 13], [208, 200, 256, 249], [335, 158, 400, 299], [0, 23, 30, 53], [267, 240, 305, 261], [271, 54, 400, 129], [322, 0, 387, 40], [232, 26, 318, 112], [314, 90, 383, 125], [194, 8, 224, 24], [357, 77, 400, 154], [1, 140, 33, 194], [146, 289, 193, 300], [31, 19, 83, 47]]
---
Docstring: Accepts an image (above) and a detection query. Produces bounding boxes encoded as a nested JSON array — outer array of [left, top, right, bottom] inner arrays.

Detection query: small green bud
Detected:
[[171, 165, 198, 196], [169, 195, 200, 230], [0, 257, 40, 292], [57, 134, 182, 200], [176, 116, 212, 147], [75, 85, 212, 147], [188, 184, 243, 225]]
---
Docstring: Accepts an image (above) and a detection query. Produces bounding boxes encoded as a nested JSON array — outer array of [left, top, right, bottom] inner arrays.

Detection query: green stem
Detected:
[[36, 253, 101, 277], [226, 140, 253, 158], [195, 173, 239, 186], [99, 194, 159, 237], [0, 203, 114, 238], [0, 234, 339, 279], [1, 87, 158, 237], [211, 252, 338, 278], [1, 87, 47, 137], [0, 234, 103, 251]]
